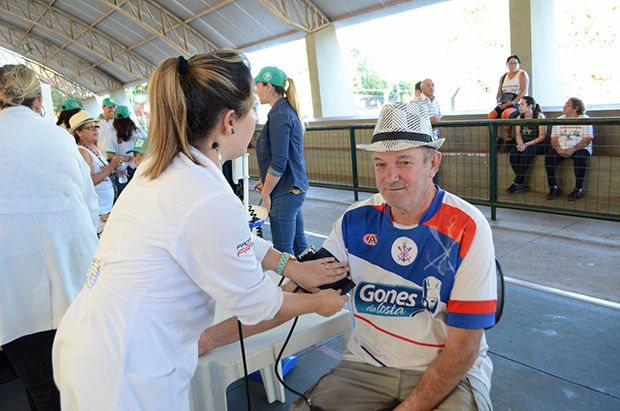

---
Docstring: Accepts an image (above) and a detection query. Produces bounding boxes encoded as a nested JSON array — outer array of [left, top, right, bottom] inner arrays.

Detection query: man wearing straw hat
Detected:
[[199, 103, 496, 410], [289, 103, 496, 411]]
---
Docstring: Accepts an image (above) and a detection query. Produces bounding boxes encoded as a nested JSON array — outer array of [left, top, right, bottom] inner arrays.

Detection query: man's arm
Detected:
[[394, 326, 483, 411]]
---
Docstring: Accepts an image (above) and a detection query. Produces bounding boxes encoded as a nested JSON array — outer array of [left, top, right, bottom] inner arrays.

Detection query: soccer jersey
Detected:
[[323, 189, 496, 390], [551, 114, 593, 154], [501, 69, 525, 95]]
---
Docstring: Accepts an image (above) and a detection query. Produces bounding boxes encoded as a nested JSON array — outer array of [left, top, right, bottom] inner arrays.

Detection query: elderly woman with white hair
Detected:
[[0, 63, 99, 411]]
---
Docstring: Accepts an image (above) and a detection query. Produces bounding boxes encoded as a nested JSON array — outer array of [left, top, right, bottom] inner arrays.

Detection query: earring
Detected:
[[231, 128, 235, 134]]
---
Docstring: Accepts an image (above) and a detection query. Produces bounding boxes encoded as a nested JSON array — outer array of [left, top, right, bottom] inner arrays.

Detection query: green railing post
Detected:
[[488, 124, 498, 221], [349, 127, 360, 201]]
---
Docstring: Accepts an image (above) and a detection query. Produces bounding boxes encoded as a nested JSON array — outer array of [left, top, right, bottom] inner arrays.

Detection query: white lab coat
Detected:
[[53, 147, 282, 411], [0, 105, 99, 346]]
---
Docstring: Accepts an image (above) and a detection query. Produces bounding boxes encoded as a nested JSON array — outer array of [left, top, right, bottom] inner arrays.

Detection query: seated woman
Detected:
[[506, 96, 547, 194], [70, 110, 123, 234], [489, 55, 529, 121], [489, 55, 530, 149]]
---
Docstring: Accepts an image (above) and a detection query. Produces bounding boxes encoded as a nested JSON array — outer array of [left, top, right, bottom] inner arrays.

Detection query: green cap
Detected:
[[102, 97, 117, 107], [62, 99, 82, 111], [254, 66, 287, 87], [126, 137, 148, 154], [115, 105, 131, 119]]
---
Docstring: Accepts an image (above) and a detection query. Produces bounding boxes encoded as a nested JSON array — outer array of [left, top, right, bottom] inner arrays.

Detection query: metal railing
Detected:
[[249, 117, 620, 222]]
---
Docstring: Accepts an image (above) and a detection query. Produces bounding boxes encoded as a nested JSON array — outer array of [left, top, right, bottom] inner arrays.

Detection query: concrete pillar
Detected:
[[510, 0, 565, 107], [82, 96, 101, 118], [305, 25, 357, 118], [39, 83, 55, 123], [84, 88, 139, 123]]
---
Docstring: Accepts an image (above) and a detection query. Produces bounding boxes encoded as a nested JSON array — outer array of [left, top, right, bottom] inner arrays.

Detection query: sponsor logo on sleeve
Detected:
[[236, 238, 252, 257]]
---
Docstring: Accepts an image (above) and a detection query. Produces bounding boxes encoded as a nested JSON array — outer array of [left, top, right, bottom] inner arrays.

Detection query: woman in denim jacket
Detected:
[[255, 66, 309, 256]]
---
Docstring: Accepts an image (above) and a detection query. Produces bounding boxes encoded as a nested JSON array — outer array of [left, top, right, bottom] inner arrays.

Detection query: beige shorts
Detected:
[[289, 360, 492, 411]]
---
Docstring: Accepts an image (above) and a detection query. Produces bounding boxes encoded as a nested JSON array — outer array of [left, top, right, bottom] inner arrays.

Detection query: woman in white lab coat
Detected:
[[0, 64, 99, 411], [52, 49, 348, 411]]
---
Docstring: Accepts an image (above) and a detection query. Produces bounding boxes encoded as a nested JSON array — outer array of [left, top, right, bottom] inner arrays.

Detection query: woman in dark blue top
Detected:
[[506, 96, 547, 194], [254, 66, 309, 256]]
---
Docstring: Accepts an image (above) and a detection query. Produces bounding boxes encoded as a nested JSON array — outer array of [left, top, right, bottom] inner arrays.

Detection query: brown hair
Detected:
[[263, 77, 305, 132], [143, 49, 254, 179], [113, 117, 140, 142], [0, 64, 41, 109]]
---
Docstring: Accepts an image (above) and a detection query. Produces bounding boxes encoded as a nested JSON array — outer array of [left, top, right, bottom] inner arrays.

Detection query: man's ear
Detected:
[[430, 151, 442, 178]]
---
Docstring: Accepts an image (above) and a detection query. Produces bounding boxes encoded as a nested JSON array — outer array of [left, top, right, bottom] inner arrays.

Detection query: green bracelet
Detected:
[[276, 252, 293, 276]]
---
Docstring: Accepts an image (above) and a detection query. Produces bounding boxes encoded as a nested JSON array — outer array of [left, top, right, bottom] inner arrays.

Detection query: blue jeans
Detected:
[[269, 191, 308, 256]]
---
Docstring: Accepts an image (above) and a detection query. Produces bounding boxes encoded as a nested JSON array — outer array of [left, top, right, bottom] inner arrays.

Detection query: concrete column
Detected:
[[305, 25, 357, 118], [510, 0, 565, 107], [84, 88, 139, 122], [82, 96, 101, 117]]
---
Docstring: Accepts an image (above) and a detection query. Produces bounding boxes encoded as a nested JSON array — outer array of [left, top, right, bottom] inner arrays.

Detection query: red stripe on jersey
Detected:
[[354, 314, 445, 348], [448, 299, 497, 315], [370, 203, 388, 214], [423, 204, 477, 259]]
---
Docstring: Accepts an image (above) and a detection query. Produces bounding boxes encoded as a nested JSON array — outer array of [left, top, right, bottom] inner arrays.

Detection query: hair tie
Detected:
[[177, 56, 189, 75]]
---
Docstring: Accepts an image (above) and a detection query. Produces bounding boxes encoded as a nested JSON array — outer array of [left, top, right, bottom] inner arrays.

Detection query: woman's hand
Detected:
[[109, 156, 123, 170], [517, 143, 528, 152], [497, 102, 511, 110], [198, 330, 213, 356], [261, 191, 271, 213], [315, 289, 349, 317], [254, 181, 262, 192], [284, 257, 349, 293]]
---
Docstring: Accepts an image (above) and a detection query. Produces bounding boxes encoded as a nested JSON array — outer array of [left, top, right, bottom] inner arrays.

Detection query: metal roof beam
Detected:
[[99, 0, 218, 56], [0, 21, 121, 93], [0, 0, 155, 80], [257, 0, 330, 33]]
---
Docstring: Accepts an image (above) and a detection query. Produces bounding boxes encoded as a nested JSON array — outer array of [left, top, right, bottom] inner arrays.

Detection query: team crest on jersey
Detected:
[[391, 237, 418, 266], [363, 234, 377, 246], [236, 238, 251, 257]]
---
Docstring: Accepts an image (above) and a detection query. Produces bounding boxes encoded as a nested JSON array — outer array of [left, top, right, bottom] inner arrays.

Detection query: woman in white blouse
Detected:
[[0, 64, 99, 411], [52, 49, 349, 411]]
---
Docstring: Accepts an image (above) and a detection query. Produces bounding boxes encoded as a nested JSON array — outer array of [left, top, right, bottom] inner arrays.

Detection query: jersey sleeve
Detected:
[[445, 217, 497, 329], [170, 191, 282, 325], [321, 214, 349, 265]]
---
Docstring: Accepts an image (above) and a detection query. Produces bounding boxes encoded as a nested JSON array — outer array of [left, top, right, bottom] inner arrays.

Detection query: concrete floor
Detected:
[[2, 184, 619, 410]]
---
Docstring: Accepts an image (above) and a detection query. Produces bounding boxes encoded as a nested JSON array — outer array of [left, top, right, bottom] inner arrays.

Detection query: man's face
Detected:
[[422, 79, 435, 98], [102, 104, 116, 120], [373, 148, 438, 219], [562, 99, 578, 117]]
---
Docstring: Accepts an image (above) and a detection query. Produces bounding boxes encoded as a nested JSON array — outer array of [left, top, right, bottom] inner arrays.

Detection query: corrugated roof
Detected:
[[0, 0, 446, 94]]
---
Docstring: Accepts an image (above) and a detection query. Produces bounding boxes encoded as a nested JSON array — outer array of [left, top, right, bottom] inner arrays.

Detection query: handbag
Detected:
[[498, 92, 517, 104]]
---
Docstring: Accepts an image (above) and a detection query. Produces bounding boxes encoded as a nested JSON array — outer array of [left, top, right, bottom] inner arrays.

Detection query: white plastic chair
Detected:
[[188, 275, 352, 411]]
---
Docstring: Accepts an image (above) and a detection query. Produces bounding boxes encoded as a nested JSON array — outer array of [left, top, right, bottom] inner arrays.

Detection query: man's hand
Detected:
[[284, 258, 349, 293]]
